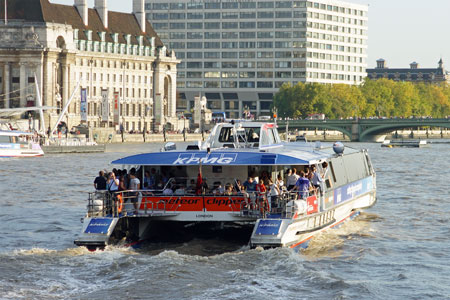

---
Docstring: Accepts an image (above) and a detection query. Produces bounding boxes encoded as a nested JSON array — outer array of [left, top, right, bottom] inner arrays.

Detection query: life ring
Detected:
[[117, 194, 123, 213]]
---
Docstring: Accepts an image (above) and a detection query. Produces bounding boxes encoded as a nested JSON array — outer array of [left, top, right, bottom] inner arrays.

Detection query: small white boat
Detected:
[[0, 130, 44, 157], [382, 139, 429, 148]]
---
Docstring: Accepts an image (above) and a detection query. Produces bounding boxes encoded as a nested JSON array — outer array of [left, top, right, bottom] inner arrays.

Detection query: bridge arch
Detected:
[[277, 121, 353, 140], [359, 120, 450, 141]]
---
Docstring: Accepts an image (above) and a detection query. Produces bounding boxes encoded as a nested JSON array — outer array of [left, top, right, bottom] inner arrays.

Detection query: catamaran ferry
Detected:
[[74, 121, 376, 251], [0, 130, 44, 157]]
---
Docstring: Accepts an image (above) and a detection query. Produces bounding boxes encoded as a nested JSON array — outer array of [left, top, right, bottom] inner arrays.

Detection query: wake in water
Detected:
[[301, 212, 380, 259]]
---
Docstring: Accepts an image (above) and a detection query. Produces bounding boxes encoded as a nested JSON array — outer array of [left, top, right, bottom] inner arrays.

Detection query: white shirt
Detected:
[[107, 179, 119, 191], [287, 174, 299, 186], [269, 183, 279, 197]]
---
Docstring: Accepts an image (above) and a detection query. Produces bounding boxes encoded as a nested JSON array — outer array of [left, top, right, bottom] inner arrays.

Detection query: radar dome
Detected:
[[333, 142, 345, 154]]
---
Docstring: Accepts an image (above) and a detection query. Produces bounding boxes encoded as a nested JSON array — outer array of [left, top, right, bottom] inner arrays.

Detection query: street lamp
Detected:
[[272, 106, 278, 124], [243, 105, 249, 120]]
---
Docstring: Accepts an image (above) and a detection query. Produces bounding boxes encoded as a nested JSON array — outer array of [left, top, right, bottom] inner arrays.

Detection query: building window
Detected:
[[204, 52, 220, 59], [257, 72, 273, 78], [204, 81, 220, 88], [257, 82, 273, 88], [222, 62, 238, 69], [187, 22, 203, 29], [222, 22, 238, 29], [221, 81, 237, 88], [205, 12, 220, 19], [205, 32, 220, 39], [222, 2, 238, 9], [258, 2, 274, 9], [170, 23, 185, 29], [258, 22, 274, 29], [205, 2, 220, 9], [222, 52, 238, 59], [205, 22, 220, 29], [239, 82, 256, 88]]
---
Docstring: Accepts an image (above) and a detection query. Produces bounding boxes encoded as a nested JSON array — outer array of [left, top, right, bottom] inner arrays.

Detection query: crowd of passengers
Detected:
[[93, 162, 328, 212]]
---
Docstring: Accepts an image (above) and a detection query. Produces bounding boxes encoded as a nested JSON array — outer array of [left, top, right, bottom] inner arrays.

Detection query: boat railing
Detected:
[[86, 188, 320, 219]]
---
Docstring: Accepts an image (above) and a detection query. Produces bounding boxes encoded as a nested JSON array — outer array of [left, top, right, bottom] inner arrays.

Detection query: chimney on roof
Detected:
[[95, 0, 108, 29], [410, 62, 419, 69], [376, 59, 386, 69], [75, 0, 88, 26], [133, 0, 146, 33]]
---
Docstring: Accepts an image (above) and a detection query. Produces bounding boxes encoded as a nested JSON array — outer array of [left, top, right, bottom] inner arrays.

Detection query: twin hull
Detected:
[[75, 176, 376, 250]]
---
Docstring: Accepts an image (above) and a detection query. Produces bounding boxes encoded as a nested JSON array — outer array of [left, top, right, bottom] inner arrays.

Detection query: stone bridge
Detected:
[[276, 118, 450, 141]]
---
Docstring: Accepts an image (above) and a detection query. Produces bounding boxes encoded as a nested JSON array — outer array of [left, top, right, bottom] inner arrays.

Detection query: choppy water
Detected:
[[1, 142, 449, 299]]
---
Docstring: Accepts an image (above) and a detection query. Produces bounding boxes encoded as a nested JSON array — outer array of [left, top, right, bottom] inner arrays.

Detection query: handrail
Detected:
[[86, 188, 319, 219]]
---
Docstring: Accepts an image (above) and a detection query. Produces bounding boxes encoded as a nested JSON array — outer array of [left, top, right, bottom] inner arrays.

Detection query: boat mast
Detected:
[[34, 73, 45, 135], [50, 78, 81, 138]]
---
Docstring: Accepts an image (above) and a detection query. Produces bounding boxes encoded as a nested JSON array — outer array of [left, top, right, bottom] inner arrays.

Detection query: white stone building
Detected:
[[147, 0, 368, 118], [0, 0, 180, 132]]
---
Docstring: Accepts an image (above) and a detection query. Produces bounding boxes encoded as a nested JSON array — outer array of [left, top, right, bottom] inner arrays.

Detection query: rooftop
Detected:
[[0, 0, 163, 47]]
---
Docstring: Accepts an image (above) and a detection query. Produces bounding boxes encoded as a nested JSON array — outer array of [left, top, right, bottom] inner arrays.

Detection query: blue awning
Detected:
[[111, 150, 311, 166]]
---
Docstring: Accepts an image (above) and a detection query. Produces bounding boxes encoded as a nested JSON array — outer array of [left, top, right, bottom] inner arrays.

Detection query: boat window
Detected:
[[260, 127, 270, 146], [0, 136, 10, 143], [269, 128, 278, 144], [218, 127, 234, 143], [273, 128, 281, 143], [245, 127, 260, 143]]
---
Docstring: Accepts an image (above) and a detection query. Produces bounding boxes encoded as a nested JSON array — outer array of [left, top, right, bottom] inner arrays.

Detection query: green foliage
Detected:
[[273, 79, 450, 119]]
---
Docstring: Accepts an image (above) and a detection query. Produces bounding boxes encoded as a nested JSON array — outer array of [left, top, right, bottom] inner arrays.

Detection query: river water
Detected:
[[0, 141, 449, 299]]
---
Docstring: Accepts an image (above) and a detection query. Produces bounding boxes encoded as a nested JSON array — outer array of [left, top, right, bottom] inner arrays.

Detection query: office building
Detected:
[[147, 0, 368, 118]]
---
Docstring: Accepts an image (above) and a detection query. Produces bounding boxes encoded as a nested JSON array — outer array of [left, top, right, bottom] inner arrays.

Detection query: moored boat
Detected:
[[74, 121, 376, 251], [0, 130, 44, 157], [381, 139, 429, 148]]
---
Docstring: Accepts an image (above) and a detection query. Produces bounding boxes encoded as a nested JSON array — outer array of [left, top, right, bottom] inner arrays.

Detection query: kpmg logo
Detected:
[[173, 153, 238, 165]]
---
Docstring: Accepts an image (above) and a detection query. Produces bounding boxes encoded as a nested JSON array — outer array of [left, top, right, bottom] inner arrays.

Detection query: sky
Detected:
[[50, 0, 450, 69]]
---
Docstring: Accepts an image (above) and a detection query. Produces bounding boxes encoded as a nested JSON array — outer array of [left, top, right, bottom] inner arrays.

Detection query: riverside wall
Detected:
[[87, 128, 450, 144]]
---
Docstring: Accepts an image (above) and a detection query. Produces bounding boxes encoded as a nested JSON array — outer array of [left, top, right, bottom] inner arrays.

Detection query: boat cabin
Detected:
[[204, 122, 282, 149]]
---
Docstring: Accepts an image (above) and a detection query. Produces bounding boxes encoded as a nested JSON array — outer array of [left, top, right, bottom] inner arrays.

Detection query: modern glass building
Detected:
[[146, 0, 368, 118]]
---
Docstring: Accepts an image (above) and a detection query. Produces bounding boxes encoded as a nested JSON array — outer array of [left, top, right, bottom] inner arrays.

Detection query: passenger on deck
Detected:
[[94, 171, 107, 190], [163, 186, 174, 195], [174, 185, 186, 195], [143, 171, 154, 190], [128, 170, 141, 214], [311, 165, 323, 193], [243, 177, 257, 192], [256, 179, 267, 195], [187, 179, 196, 194], [286, 168, 299, 191], [224, 184, 234, 196], [106, 172, 119, 192], [268, 178, 280, 212], [234, 179, 242, 192], [260, 171, 270, 186], [276, 174, 284, 189], [213, 182, 224, 195], [118, 172, 127, 191], [294, 170, 311, 199]]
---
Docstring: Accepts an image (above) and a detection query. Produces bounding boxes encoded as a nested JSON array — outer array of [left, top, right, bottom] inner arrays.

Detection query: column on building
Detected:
[[153, 62, 164, 126], [238, 100, 243, 118], [256, 100, 261, 118], [168, 72, 177, 118], [62, 62, 69, 107], [19, 62, 27, 107], [3, 63, 10, 108], [35, 61, 43, 105]]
